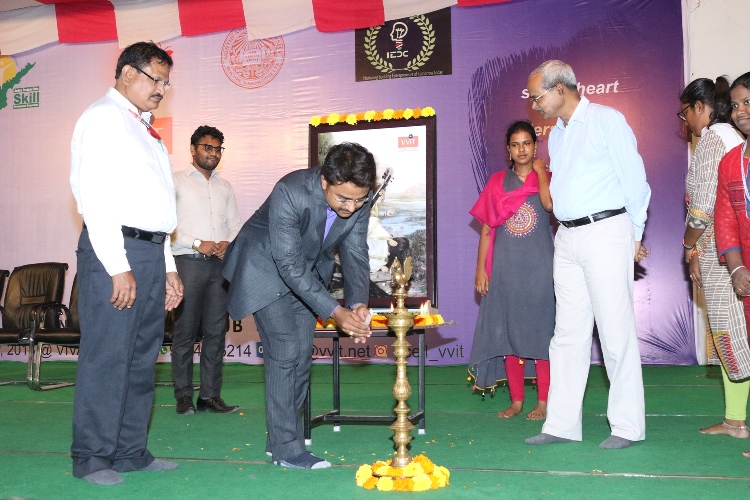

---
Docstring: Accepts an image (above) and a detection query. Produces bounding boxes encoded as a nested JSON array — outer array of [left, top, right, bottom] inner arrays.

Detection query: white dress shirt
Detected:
[[548, 96, 651, 240], [70, 87, 177, 275], [172, 166, 242, 255]]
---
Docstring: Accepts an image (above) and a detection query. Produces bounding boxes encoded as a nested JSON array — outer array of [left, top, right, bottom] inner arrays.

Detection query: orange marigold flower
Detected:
[[356, 112, 365, 121], [363, 477, 378, 489], [393, 109, 404, 119], [413, 107, 422, 118], [374, 111, 383, 121]]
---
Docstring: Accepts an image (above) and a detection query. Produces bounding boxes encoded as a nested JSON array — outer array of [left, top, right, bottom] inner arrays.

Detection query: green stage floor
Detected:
[[0, 362, 748, 499]]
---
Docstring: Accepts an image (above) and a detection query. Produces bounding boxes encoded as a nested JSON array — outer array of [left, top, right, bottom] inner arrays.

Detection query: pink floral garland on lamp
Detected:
[[310, 106, 436, 127], [355, 454, 450, 491]]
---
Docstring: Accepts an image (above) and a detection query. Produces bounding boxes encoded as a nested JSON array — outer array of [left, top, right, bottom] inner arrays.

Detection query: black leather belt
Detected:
[[559, 208, 627, 228], [176, 253, 219, 261], [121, 225, 167, 244]]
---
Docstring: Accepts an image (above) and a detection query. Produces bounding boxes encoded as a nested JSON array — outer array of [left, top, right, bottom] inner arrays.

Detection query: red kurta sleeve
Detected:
[[714, 145, 744, 261]]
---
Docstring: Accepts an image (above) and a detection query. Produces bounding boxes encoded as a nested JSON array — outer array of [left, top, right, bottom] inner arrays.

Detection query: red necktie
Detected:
[[129, 109, 162, 141]]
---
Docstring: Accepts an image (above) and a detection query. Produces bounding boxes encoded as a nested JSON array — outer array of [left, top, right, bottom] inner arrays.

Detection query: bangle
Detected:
[[682, 239, 694, 249], [731, 266, 746, 278]]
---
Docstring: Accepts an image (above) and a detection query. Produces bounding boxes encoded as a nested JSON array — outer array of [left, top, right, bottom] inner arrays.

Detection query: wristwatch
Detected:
[[192, 239, 202, 251]]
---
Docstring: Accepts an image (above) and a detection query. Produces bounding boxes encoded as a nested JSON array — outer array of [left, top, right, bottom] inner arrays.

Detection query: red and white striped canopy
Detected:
[[0, 0, 511, 56]]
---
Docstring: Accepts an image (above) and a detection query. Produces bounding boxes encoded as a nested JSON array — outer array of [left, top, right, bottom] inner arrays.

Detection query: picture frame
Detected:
[[309, 116, 437, 308]]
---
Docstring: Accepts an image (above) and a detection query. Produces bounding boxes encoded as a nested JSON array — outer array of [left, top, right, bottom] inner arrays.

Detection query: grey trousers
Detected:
[[171, 255, 229, 400], [71, 228, 165, 478], [253, 293, 317, 461]]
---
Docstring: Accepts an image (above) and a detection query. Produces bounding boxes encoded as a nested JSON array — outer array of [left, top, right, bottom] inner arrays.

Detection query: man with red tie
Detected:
[[70, 41, 183, 486]]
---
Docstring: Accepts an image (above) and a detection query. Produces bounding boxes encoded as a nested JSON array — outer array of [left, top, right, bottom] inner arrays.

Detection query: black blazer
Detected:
[[223, 167, 370, 320]]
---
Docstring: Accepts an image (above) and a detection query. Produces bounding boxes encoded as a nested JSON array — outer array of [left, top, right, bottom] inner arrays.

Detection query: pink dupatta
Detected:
[[469, 170, 540, 276]]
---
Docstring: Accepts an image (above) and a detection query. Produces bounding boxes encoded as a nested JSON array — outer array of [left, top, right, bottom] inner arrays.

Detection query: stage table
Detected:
[[303, 326, 427, 444]]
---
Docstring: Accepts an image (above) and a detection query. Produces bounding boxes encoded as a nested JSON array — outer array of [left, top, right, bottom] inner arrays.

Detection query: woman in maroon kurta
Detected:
[[713, 71, 750, 457]]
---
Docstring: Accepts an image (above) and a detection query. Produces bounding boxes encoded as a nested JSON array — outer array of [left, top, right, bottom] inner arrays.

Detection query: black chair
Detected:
[[27, 275, 81, 390], [29, 278, 196, 390], [0, 263, 68, 385]]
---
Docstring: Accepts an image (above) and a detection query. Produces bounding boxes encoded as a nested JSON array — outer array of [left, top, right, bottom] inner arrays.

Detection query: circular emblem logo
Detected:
[[364, 15, 436, 73], [221, 29, 285, 89], [504, 202, 538, 238]]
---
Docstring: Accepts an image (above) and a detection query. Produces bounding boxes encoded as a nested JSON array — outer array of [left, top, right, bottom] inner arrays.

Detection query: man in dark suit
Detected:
[[223, 142, 375, 469]]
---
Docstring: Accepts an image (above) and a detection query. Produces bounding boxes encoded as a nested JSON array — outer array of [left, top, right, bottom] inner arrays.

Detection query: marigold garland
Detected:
[[355, 454, 450, 492], [310, 106, 435, 127]]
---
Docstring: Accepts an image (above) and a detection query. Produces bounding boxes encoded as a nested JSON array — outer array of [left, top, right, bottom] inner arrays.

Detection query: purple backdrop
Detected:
[[0, 0, 688, 366]]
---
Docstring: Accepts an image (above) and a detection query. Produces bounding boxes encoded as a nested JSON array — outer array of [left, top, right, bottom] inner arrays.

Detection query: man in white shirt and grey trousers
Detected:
[[70, 41, 183, 486], [171, 125, 242, 415], [524, 60, 651, 449]]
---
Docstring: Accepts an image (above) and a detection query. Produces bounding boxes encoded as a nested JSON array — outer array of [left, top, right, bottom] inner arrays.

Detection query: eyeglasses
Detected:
[[134, 66, 172, 90], [197, 144, 225, 154], [677, 104, 691, 121], [529, 85, 555, 105], [334, 195, 368, 206]]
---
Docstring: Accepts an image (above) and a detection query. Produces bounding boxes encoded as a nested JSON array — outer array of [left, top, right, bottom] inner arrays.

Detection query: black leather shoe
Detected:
[[196, 397, 239, 413], [176, 396, 195, 415]]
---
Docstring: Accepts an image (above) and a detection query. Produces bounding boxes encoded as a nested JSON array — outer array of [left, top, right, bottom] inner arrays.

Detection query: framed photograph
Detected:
[[309, 116, 437, 307]]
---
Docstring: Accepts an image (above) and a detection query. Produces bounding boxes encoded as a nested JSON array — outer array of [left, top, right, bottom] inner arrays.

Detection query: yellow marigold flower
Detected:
[[437, 465, 450, 481], [376, 476, 394, 491], [355, 465, 372, 486], [422, 106, 436, 117], [412, 473, 431, 491], [310, 116, 321, 127], [403, 108, 414, 119], [383, 108, 395, 120], [364, 110, 376, 121], [327, 113, 340, 125], [431, 470, 446, 489], [345, 114, 357, 125], [402, 462, 424, 477], [374, 465, 391, 476]]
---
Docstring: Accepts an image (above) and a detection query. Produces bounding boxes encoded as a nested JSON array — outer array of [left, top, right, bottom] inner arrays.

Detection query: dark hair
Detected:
[[321, 142, 377, 189], [115, 41, 173, 79], [505, 120, 538, 146], [679, 77, 732, 125], [730, 72, 750, 93], [190, 125, 224, 146]]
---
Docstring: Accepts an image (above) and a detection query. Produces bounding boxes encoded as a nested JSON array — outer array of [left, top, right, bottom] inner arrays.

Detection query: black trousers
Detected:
[[253, 293, 317, 461], [171, 255, 229, 399], [71, 228, 165, 477]]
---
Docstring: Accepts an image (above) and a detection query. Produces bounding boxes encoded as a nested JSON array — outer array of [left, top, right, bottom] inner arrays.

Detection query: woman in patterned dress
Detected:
[[708, 73, 750, 444], [467, 121, 555, 421]]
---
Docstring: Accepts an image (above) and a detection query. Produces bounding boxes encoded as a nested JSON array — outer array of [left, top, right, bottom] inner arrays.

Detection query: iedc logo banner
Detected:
[[354, 8, 452, 82]]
